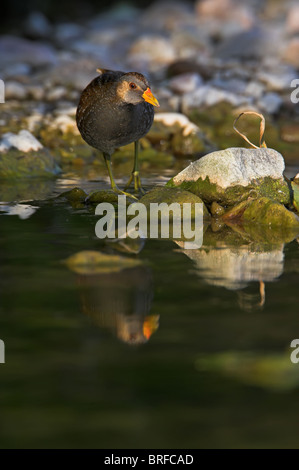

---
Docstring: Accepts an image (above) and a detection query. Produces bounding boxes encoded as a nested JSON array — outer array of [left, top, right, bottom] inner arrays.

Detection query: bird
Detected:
[[76, 68, 159, 197]]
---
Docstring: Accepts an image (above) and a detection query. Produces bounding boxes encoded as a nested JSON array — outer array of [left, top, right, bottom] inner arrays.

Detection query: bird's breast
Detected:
[[77, 96, 154, 153]]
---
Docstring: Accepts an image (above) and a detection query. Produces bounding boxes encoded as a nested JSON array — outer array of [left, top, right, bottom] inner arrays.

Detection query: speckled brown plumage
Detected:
[[76, 69, 159, 195], [77, 71, 153, 153]]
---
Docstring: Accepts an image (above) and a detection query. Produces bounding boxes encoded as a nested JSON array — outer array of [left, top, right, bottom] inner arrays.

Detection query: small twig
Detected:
[[233, 111, 267, 149]]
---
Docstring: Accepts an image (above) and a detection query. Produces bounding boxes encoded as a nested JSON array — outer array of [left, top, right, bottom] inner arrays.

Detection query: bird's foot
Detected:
[[111, 185, 138, 200], [124, 171, 146, 195]]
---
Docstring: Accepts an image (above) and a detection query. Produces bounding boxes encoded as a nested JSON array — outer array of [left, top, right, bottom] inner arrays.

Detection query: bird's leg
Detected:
[[103, 152, 137, 200], [124, 141, 145, 195]]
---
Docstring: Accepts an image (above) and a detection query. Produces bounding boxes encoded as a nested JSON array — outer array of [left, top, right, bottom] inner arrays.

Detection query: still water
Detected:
[[0, 168, 298, 449]]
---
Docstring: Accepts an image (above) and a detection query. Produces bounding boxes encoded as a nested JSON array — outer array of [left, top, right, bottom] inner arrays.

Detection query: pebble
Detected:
[[209, 77, 248, 94], [54, 22, 85, 43], [154, 113, 200, 136], [27, 85, 45, 101], [24, 11, 52, 39], [50, 115, 79, 135], [46, 86, 67, 101], [215, 28, 272, 61], [283, 38, 299, 67], [0, 35, 57, 68], [5, 81, 27, 100], [196, 0, 253, 28], [2, 63, 31, 79], [280, 125, 299, 143], [257, 69, 297, 92], [129, 36, 176, 69], [168, 73, 203, 94], [257, 92, 283, 114], [285, 5, 299, 34], [245, 81, 265, 99], [182, 85, 251, 110]]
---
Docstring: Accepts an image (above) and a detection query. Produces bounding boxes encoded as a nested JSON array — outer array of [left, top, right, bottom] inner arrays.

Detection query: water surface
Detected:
[[0, 168, 298, 449]]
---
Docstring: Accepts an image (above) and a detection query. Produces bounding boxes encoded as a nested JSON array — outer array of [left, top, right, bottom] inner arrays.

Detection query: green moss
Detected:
[[210, 201, 225, 216], [39, 128, 95, 165], [139, 187, 210, 219], [85, 190, 136, 205], [291, 180, 299, 213], [223, 197, 299, 229], [58, 187, 87, 202], [167, 175, 291, 206], [171, 132, 205, 156], [0, 148, 61, 179]]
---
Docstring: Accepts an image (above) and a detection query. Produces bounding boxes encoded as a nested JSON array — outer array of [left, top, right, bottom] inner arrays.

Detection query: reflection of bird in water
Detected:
[[76, 68, 159, 196], [237, 281, 265, 311], [76, 265, 158, 345]]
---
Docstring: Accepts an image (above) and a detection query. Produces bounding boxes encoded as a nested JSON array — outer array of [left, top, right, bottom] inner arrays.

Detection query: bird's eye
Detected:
[[129, 82, 137, 90]]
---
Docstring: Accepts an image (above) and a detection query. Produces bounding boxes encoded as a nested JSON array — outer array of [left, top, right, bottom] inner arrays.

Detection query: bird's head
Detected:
[[116, 72, 160, 107]]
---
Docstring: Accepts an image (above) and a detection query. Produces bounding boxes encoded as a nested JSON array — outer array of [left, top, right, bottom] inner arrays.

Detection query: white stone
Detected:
[[0, 130, 43, 153], [5, 81, 27, 100], [154, 112, 200, 136], [172, 147, 285, 189], [286, 6, 299, 34], [129, 36, 176, 66], [169, 73, 203, 94], [257, 92, 283, 114], [50, 115, 79, 134], [46, 86, 66, 101], [182, 85, 251, 109], [257, 69, 297, 91], [245, 81, 265, 99]]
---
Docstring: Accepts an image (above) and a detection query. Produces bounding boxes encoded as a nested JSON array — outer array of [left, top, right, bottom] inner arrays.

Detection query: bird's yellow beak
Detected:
[[142, 87, 160, 107]]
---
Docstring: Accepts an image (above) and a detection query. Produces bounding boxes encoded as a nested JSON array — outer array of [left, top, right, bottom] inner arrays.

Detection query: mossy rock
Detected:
[[170, 131, 205, 156], [168, 174, 291, 206], [147, 120, 206, 157], [139, 187, 210, 219], [291, 179, 299, 213], [39, 128, 95, 163], [58, 187, 87, 202], [223, 197, 299, 229], [167, 147, 291, 206], [210, 201, 225, 216], [85, 190, 136, 204], [0, 148, 61, 179]]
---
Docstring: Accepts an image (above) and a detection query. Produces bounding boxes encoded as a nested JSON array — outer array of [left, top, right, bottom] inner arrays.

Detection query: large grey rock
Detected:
[[172, 147, 285, 188], [167, 147, 291, 205]]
